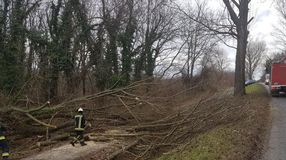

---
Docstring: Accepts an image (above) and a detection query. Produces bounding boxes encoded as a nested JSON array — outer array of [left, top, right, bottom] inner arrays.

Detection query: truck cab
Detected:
[[271, 63, 286, 96]]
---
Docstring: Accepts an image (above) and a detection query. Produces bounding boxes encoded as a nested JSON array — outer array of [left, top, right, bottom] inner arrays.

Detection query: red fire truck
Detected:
[[271, 62, 286, 96]]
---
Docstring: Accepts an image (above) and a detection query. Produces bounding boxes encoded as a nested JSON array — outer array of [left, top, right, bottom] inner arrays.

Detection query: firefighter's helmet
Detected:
[[78, 108, 83, 112]]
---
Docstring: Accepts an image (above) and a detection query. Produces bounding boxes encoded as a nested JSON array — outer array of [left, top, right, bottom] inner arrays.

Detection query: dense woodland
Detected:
[[0, 0, 230, 102], [2, 0, 285, 102]]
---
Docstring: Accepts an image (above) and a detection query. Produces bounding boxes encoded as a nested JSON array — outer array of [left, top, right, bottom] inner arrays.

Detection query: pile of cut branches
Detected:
[[99, 94, 249, 160], [3, 80, 245, 160]]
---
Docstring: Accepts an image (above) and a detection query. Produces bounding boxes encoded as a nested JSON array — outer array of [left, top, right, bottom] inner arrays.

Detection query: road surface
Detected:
[[263, 97, 286, 160], [22, 141, 112, 160]]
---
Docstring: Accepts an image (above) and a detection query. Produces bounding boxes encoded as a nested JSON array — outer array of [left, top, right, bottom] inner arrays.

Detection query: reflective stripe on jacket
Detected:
[[2, 152, 9, 157], [0, 136, 5, 140], [75, 114, 85, 131]]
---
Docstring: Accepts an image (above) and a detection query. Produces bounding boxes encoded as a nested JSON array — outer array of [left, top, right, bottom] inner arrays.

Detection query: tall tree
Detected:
[[275, 0, 286, 50], [101, 0, 123, 76], [0, 0, 40, 94], [134, 0, 177, 80], [213, 48, 230, 74], [176, 1, 217, 90], [181, 2, 216, 80], [222, 0, 252, 96], [0, 0, 10, 93], [72, 0, 93, 95], [47, 0, 63, 99], [119, 0, 137, 84], [245, 40, 266, 80]]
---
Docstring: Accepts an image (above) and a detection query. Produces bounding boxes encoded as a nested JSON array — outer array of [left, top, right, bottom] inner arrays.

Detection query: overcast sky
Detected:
[[204, 0, 278, 50], [161, 0, 280, 79], [249, 0, 278, 51], [205, 0, 279, 79]]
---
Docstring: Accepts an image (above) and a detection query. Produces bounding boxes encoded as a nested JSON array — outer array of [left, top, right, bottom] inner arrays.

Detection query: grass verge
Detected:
[[245, 83, 266, 95], [155, 86, 270, 160], [156, 126, 239, 160]]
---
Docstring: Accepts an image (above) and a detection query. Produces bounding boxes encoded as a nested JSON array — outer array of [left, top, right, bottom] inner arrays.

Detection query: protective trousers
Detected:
[[72, 131, 85, 145], [0, 136, 9, 160]]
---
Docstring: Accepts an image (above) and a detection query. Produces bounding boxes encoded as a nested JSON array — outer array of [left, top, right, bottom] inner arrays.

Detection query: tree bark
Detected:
[[234, 29, 247, 95], [223, 0, 250, 96]]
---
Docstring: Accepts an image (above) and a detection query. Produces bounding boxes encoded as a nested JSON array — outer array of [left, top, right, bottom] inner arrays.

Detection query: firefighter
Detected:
[[0, 123, 9, 160], [70, 107, 87, 146]]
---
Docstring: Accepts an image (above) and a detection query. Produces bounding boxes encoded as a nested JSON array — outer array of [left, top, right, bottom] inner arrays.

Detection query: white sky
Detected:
[[201, 0, 280, 79], [204, 0, 278, 48], [249, 0, 279, 79], [160, 0, 281, 79], [249, 0, 278, 51]]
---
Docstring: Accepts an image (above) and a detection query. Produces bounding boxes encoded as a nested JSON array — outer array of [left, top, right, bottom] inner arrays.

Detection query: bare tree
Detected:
[[222, 0, 252, 96], [134, 0, 178, 80], [179, 1, 217, 89], [213, 48, 230, 74], [176, 0, 252, 96], [245, 40, 266, 80], [0, 0, 255, 100], [275, 0, 286, 50]]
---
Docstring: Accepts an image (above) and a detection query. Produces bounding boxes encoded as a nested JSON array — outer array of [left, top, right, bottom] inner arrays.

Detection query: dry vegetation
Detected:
[[0, 76, 270, 160], [156, 85, 270, 160]]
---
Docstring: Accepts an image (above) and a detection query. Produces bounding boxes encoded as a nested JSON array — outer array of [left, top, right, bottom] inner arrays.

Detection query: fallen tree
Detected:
[[5, 79, 243, 160]]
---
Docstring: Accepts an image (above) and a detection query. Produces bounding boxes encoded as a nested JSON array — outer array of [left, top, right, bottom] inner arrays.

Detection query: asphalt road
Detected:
[[22, 141, 111, 160], [263, 97, 286, 160]]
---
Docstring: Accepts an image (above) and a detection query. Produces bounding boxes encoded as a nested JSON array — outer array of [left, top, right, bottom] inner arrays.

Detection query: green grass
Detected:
[[245, 83, 266, 94], [155, 126, 237, 160], [155, 84, 269, 160]]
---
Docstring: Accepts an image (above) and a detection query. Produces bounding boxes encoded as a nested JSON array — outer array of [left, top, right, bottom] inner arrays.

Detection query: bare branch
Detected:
[[230, 0, 240, 9], [222, 0, 239, 25]]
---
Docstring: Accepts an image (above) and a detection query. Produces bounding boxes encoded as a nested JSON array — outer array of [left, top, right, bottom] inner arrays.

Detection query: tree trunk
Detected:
[[190, 61, 195, 79], [26, 42, 34, 80], [223, 0, 250, 96], [146, 50, 154, 77], [134, 52, 145, 81], [39, 51, 49, 101], [234, 28, 248, 96], [49, 60, 59, 100], [65, 71, 75, 94]]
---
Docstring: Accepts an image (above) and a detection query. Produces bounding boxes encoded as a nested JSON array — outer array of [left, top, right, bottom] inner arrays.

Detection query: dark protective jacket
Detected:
[[74, 114, 86, 131], [0, 124, 6, 140], [0, 124, 9, 158]]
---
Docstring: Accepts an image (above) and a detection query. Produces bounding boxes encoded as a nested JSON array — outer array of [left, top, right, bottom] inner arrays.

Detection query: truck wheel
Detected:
[[272, 94, 279, 97]]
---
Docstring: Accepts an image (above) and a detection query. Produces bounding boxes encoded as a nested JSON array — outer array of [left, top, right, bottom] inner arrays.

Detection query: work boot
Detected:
[[80, 142, 87, 146]]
